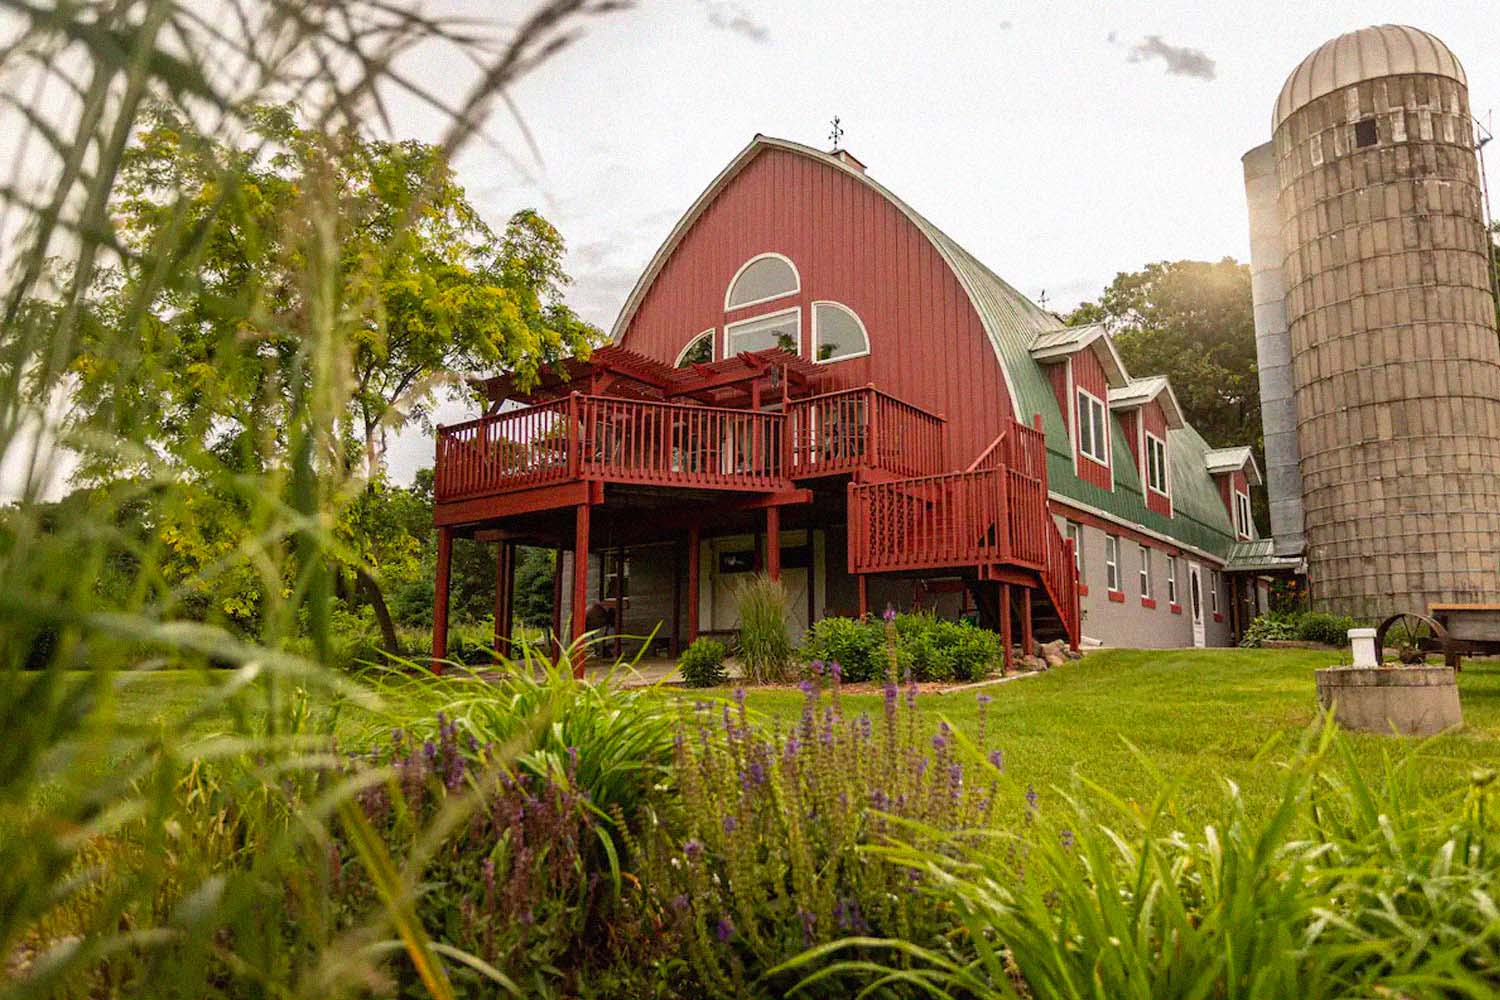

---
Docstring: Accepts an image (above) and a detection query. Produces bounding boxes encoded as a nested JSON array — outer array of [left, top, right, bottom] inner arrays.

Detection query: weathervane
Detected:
[[828, 115, 844, 152]]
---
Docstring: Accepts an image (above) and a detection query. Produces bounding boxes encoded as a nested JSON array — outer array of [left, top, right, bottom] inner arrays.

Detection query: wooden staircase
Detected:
[[847, 417, 1081, 652]]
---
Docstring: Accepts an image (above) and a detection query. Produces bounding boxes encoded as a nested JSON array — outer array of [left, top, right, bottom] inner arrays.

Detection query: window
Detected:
[[725, 307, 799, 357], [1065, 521, 1084, 585], [1145, 433, 1169, 495], [603, 552, 629, 600], [1234, 490, 1253, 538], [1104, 534, 1120, 593], [1167, 556, 1178, 606], [1076, 389, 1108, 465], [1354, 118, 1377, 148], [675, 330, 714, 367], [1138, 544, 1151, 599], [1210, 570, 1221, 615], [725, 253, 799, 310], [811, 301, 869, 362]]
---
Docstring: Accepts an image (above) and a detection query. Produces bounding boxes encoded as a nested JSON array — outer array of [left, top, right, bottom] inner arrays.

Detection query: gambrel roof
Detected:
[[610, 134, 1245, 558]]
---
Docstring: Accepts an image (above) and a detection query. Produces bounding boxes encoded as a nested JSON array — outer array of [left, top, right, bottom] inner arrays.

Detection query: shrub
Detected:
[[1240, 611, 1299, 647], [641, 679, 1010, 997], [679, 637, 728, 688], [734, 575, 794, 684], [895, 612, 1002, 682], [800, 615, 886, 682], [1296, 611, 1358, 646]]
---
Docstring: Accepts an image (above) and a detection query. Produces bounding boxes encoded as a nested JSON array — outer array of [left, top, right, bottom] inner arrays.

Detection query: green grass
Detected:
[[26, 648, 1500, 821], [729, 648, 1500, 821]]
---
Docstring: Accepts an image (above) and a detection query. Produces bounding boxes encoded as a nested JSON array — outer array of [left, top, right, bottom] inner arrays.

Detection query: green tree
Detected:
[[63, 106, 598, 649]]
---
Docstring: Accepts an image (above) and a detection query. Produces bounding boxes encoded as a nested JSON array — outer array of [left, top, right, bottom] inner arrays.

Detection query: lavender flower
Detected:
[[988, 748, 1006, 771], [883, 605, 897, 622], [799, 907, 816, 945], [723, 815, 737, 835], [976, 693, 991, 706], [1025, 784, 1039, 818], [798, 678, 816, 697], [1059, 827, 1075, 850], [809, 659, 824, 676], [673, 893, 689, 911], [871, 788, 890, 810], [716, 916, 735, 942], [931, 732, 947, 752], [684, 838, 703, 861], [829, 660, 843, 683]]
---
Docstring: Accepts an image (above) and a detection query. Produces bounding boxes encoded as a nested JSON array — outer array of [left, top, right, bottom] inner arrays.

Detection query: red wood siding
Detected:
[[1215, 468, 1249, 531], [1119, 409, 1140, 474], [1046, 363, 1068, 431], [1070, 346, 1111, 490], [1141, 400, 1172, 518], [618, 148, 1015, 467]]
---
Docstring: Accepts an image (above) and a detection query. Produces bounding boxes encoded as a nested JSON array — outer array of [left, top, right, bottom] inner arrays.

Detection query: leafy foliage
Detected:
[[678, 637, 729, 688], [801, 615, 887, 682], [784, 725, 1500, 1000], [802, 614, 1002, 683], [641, 679, 1010, 998], [1240, 610, 1358, 648]]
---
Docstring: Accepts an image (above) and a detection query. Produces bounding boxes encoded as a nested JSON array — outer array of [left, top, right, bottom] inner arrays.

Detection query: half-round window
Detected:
[[812, 301, 869, 362], [675, 330, 714, 367], [725, 253, 799, 310]]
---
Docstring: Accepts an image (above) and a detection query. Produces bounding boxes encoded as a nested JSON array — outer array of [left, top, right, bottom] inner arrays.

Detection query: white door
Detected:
[[1187, 561, 1206, 648]]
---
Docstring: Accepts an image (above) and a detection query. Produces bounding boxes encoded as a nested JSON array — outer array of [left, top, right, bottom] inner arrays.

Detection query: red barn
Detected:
[[431, 136, 1266, 669]]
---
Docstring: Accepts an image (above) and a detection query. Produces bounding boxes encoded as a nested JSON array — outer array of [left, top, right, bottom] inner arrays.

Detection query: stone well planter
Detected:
[[1314, 665, 1463, 736]]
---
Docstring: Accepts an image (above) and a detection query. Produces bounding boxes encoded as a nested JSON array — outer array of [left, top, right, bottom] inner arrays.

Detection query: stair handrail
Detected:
[[966, 428, 1009, 472]]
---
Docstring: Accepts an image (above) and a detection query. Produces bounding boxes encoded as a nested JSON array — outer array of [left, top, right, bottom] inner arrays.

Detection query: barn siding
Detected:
[[1070, 346, 1112, 490], [619, 148, 1015, 468], [1141, 400, 1172, 518]]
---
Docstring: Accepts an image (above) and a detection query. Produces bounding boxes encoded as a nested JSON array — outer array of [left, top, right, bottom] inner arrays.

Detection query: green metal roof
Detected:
[[1224, 538, 1304, 573]]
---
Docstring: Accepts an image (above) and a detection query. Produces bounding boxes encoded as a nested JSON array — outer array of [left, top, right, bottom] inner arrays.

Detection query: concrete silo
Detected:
[[1243, 25, 1500, 617]]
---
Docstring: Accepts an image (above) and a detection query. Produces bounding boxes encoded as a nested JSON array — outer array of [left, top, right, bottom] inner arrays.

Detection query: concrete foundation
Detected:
[[1314, 666, 1462, 735]]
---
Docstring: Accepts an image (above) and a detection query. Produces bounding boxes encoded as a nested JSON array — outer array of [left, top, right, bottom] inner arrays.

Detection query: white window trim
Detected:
[[810, 300, 870, 364], [1138, 543, 1151, 599], [1145, 431, 1170, 498], [1167, 556, 1178, 606], [674, 329, 715, 367], [724, 251, 800, 311], [1104, 534, 1120, 593], [1210, 570, 1221, 614], [1234, 488, 1253, 539], [1065, 521, 1084, 585], [1076, 387, 1110, 467], [724, 305, 801, 358]]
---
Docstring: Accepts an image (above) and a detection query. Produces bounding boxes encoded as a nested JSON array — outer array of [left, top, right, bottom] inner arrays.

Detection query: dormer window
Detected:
[[725, 252, 799, 310], [1076, 389, 1109, 466], [1234, 489, 1253, 539], [1145, 433, 1169, 496]]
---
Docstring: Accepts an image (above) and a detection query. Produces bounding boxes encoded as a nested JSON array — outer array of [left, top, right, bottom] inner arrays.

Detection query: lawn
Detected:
[[47, 647, 1500, 821], [722, 648, 1500, 821]]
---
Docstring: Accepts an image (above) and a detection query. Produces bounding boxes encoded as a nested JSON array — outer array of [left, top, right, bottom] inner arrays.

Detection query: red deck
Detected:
[[431, 348, 1079, 672]]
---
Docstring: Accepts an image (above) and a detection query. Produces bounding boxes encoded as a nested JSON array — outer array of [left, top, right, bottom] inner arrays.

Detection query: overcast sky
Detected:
[[376, 1, 1500, 482]]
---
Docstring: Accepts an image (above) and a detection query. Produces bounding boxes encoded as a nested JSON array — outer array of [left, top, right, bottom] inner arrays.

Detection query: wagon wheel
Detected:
[[1375, 612, 1446, 665]]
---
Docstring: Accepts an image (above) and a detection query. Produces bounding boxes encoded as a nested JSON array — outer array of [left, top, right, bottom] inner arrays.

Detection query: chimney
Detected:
[[832, 148, 866, 172]]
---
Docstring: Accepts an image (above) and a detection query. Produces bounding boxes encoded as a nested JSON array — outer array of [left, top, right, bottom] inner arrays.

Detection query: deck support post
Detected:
[[1000, 582, 1014, 675], [1020, 586, 1033, 658], [432, 526, 453, 673], [765, 506, 781, 581], [570, 503, 591, 678], [857, 574, 868, 619], [686, 523, 701, 644], [494, 541, 515, 657]]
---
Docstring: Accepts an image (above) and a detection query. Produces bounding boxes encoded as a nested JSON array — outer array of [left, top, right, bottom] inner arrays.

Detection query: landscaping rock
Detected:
[[1045, 653, 1066, 669]]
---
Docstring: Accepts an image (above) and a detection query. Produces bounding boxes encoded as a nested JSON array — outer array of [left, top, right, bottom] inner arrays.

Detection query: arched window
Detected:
[[811, 301, 869, 362], [675, 330, 714, 367], [725, 252, 799, 310]]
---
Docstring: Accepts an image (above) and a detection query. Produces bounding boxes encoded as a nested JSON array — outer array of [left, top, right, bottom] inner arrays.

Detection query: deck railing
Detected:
[[787, 386, 945, 479], [848, 417, 1080, 644], [434, 394, 788, 501]]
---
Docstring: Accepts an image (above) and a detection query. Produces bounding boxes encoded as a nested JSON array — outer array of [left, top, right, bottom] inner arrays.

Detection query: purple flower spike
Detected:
[[716, 917, 735, 942], [883, 605, 898, 623], [931, 733, 947, 751], [1060, 828, 1075, 850], [684, 838, 704, 860], [988, 748, 1005, 771], [1025, 784, 1039, 813], [810, 659, 824, 676], [723, 815, 737, 834], [798, 678, 816, 697], [673, 893, 689, 911], [976, 693, 991, 706], [830, 660, 843, 682], [733, 687, 746, 706]]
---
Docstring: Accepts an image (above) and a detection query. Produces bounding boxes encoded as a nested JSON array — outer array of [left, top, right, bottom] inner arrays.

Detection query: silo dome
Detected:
[[1273, 25, 1467, 129]]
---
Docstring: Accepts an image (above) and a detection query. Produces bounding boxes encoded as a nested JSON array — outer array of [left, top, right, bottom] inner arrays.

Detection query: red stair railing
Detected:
[[788, 386, 945, 479]]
